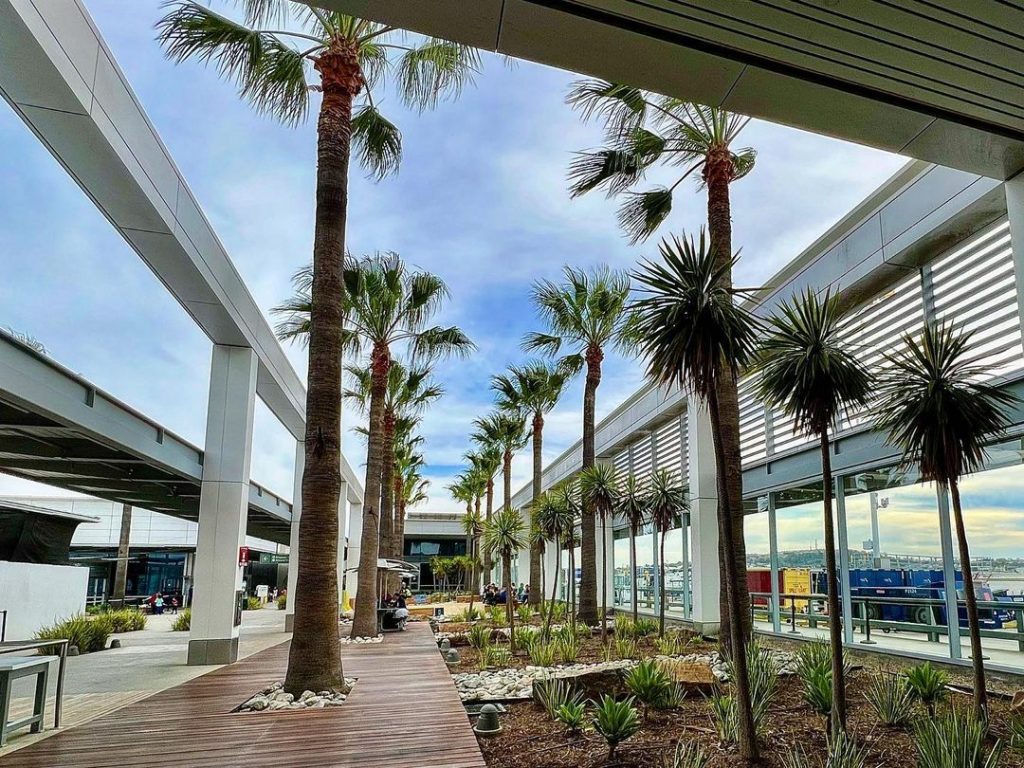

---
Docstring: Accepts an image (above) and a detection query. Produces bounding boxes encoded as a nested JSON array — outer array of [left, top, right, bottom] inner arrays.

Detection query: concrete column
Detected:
[[594, 512, 615, 620], [112, 504, 132, 606], [835, 477, 855, 645], [936, 486, 963, 659], [284, 440, 303, 633], [345, 501, 364, 601], [1005, 175, 1024, 339], [187, 345, 257, 666], [767, 494, 782, 633], [687, 401, 721, 633]]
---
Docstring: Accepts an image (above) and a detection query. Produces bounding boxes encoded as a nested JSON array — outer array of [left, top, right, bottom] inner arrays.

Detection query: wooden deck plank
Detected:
[[2, 623, 485, 768]]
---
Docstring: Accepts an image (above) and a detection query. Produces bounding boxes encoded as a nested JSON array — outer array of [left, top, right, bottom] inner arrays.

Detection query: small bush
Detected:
[[529, 640, 556, 667], [1009, 715, 1024, 750], [592, 694, 640, 760], [557, 633, 580, 664], [277, 594, 287, 610], [710, 694, 737, 743], [517, 604, 533, 624], [801, 664, 833, 716], [717, 638, 779, 741], [615, 636, 640, 660], [906, 662, 950, 717], [463, 605, 481, 623], [784, 730, 868, 768], [535, 678, 582, 720], [657, 632, 686, 656], [105, 608, 147, 633], [914, 710, 1001, 768], [671, 741, 710, 768], [864, 672, 916, 727], [244, 596, 263, 611], [554, 701, 588, 734], [480, 644, 510, 670], [35, 614, 112, 653], [172, 608, 191, 632], [634, 618, 658, 636], [487, 605, 505, 626], [662, 682, 687, 709], [614, 613, 635, 639], [624, 659, 673, 718], [467, 624, 492, 650], [514, 626, 537, 653], [550, 601, 567, 623]]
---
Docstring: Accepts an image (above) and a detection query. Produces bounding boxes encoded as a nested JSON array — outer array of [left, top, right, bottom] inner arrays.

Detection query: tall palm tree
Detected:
[[276, 253, 473, 638], [392, 431, 428, 575], [534, 490, 574, 640], [876, 323, 1016, 721], [524, 266, 631, 624], [492, 362, 569, 606], [158, 0, 480, 695], [754, 289, 871, 736], [579, 463, 619, 641], [617, 473, 648, 623], [630, 232, 761, 760], [649, 469, 688, 637], [472, 411, 529, 518], [567, 85, 756, 642], [467, 446, 502, 583], [483, 507, 527, 649]]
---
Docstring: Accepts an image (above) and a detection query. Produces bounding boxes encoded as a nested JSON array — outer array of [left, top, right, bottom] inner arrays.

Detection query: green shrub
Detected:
[[615, 636, 640, 660], [244, 596, 263, 611], [487, 605, 505, 626], [914, 710, 1001, 768], [529, 640, 556, 667], [864, 672, 915, 727], [105, 608, 147, 633], [614, 613, 635, 639], [549, 601, 567, 623], [172, 608, 191, 632], [801, 663, 833, 716], [463, 605, 482, 623], [671, 742, 710, 768], [35, 614, 112, 653], [634, 618, 658, 637], [906, 662, 950, 717], [554, 701, 588, 734], [277, 594, 287, 610], [517, 604, 533, 624], [592, 694, 640, 760], [662, 682, 687, 709], [1009, 715, 1024, 750], [624, 659, 673, 719], [513, 626, 537, 652], [657, 632, 686, 656], [716, 638, 779, 741], [467, 624, 492, 650], [535, 678, 583, 720], [784, 730, 868, 768], [556, 633, 580, 664], [480, 644, 510, 670]]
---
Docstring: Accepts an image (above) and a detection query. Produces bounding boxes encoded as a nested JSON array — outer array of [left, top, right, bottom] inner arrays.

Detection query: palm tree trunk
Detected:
[[659, 527, 667, 636], [569, 543, 577, 620], [284, 46, 362, 695], [483, 478, 494, 583], [503, 450, 513, 512], [630, 528, 639, 624], [544, 543, 560, 641], [380, 412, 396, 593], [351, 343, 390, 638], [579, 346, 603, 624], [706, 155, 751, 650], [530, 414, 544, 606], [505, 554, 515, 653], [950, 480, 988, 719], [820, 432, 847, 735], [601, 514, 609, 642], [707, 385, 759, 761]]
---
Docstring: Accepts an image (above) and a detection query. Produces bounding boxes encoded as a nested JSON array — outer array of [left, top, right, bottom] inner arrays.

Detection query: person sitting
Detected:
[[497, 587, 508, 605]]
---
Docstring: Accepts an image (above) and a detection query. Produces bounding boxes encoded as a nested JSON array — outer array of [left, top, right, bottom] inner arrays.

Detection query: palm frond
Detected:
[[351, 105, 402, 180], [617, 188, 674, 245], [397, 39, 481, 112], [565, 79, 647, 140]]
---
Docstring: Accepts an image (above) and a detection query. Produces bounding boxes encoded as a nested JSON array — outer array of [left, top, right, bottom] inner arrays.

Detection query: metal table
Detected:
[[0, 639, 69, 727]]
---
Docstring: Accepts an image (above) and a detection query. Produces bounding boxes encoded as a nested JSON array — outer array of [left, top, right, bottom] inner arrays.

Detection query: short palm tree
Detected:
[[754, 289, 871, 736], [276, 253, 473, 638], [630, 231, 760, 760], [459, 505, 484, 613], [534, 490, 574, 640], [648, 469, 687, 637], [552, 481, 582, 620], [876, 323, 1016, 721], [568, 85, 757, 642], [524, 265, 631, 624], [617, 473, 649, 623], [467, 446, 502, 583], [392, 429, 428, 580], [492, 362, 569, 606], [158, 0, 480, 695], [579, 464, 619, 641], [483, 507, 527, 650]]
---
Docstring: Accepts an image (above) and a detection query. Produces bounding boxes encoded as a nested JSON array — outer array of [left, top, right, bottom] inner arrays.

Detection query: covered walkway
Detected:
[[2, 622, 484, 768]]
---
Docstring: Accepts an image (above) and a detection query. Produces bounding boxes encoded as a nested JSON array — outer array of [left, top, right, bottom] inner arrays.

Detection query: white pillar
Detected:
[[1006, 174, 1024, 339], [687, 401, 721, 633], [594, 514, 615, 620], [188, 345, 257, 665], [284, 440, 303, 633], [345, 501, 363, 601], [937, 486, 963, 659]]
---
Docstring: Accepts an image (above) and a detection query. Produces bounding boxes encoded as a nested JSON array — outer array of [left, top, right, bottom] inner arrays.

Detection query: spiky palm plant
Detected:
[[492, 362, 569, 606], [617, 473, 649, 623], [876, 323, 1017, 721], [534, 490, 574, 640], [483, 507, 527, 652], [630, 231, 760, 760], [524, 265, 631, 625], [276, 253, 473, 638], [754, 288, 871, 736], [568, 83, 757, 650], [648, 469, 687, 637], [579, 464, 619, 641], [157, 0, 480, 696]]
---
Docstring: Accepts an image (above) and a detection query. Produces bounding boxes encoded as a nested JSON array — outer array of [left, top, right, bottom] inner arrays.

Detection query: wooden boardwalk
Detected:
[[3, 623, 486, 768]]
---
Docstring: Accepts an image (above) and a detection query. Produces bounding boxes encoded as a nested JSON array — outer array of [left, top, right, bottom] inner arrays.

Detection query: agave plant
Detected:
[[624, 659, 673, 720], [592, 695, 641, 760]]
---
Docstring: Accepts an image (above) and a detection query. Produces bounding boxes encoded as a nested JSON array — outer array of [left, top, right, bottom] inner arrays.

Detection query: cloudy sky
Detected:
[[0, 3, 913, 522]]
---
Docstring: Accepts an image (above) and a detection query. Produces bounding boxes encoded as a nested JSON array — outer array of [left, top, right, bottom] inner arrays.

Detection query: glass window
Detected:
[[613, 528, 632, 610]]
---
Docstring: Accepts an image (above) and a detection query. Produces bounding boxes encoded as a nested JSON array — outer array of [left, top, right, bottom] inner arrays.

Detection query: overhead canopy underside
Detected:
[[307, 0, 1024, 179]]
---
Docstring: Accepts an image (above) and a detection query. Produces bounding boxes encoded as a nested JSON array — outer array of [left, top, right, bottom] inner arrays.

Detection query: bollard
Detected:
[[860, 602, 876, 645]]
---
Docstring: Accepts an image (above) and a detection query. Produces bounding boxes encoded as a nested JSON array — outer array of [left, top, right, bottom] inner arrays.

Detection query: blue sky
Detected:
[[0, 1, 910, 515]]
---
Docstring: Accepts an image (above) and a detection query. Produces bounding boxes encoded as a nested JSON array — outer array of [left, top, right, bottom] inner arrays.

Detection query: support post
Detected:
[[681, 512, 690, 619], [835, 477, 855, 645], [187, 345, 257, 666], [687, 402, 720, 634], [336, 483, 348, 610], [285, 440, 303, 633], [1005, 175, 1024, 339], [767, 493, 782, 634], [936, 485, 963, 659], [345, 501, 364, 602], [112, 504, 132, 607]]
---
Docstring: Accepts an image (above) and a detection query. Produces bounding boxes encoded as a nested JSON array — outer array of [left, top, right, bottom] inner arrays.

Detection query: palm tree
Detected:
[[276, 253, 473, 638], [460, 504, 483, 613], [534, 491, 573, 640], [552, 481, 582, 620], [649, 469, 687, 637], [579, 464, 619, 642], [630, 232, 761, 760], [617, 473, 648, 623], [876, 323, 1016, 721], [524, 266, 631, 624], [472, 410, 529, 519], [567, 85, 756, 642], [392, 433, 428, 576], [754, 289, 871, 736], [467, 446, 502, 583], [158, 0, 480, 695], [492, 363, 569, 606], [483, 507, 527, 650]]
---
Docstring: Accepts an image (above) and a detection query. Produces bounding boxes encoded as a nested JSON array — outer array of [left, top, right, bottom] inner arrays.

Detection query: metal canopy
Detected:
[[0, 331, 292, 545], [306, 0, 1024, 180]]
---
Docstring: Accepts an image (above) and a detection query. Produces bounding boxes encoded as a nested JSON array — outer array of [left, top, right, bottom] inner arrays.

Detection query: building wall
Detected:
[[0, 561, 88, 640]]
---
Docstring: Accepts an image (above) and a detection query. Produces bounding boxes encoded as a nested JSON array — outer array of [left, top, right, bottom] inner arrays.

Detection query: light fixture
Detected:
[[473, 704, 502, 736]]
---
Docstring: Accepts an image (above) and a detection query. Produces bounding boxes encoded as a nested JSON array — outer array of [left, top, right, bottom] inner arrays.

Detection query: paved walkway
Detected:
[[3, 622, 485, 768]]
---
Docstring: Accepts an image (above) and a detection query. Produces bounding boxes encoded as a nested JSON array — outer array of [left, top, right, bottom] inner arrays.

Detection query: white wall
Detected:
[[0, 561, 89, 641]]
